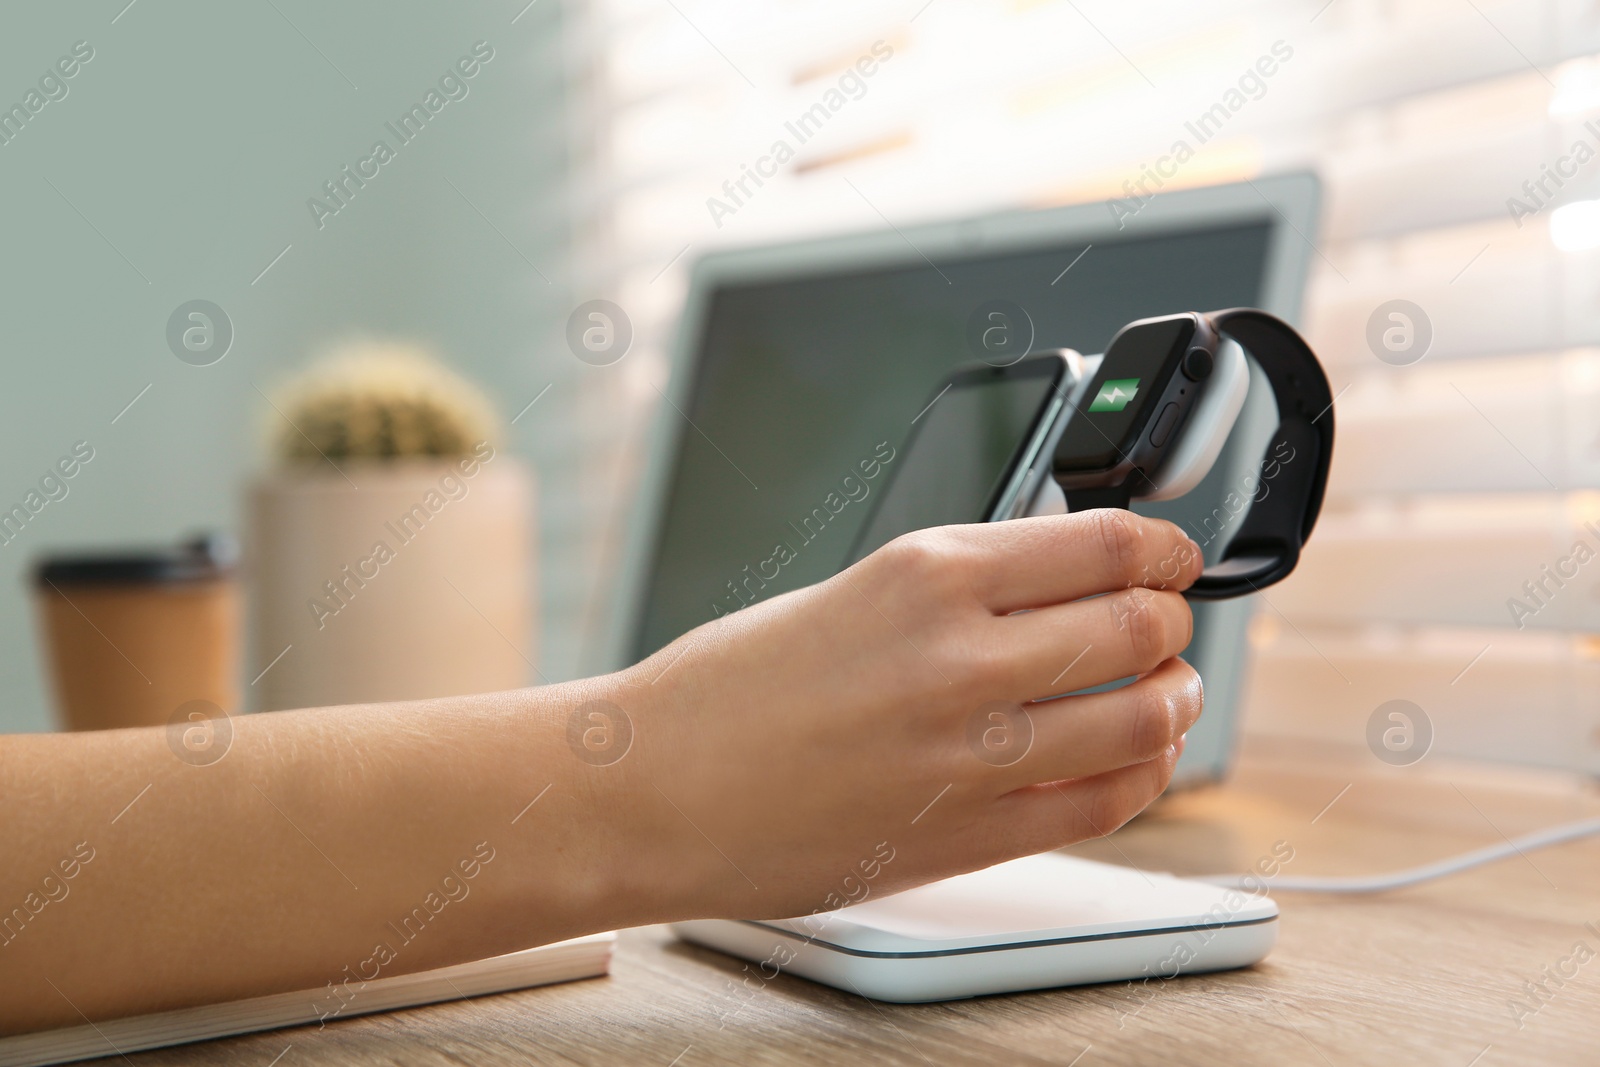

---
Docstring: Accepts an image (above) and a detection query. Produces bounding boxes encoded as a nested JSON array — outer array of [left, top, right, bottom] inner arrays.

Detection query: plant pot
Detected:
[[247, 453, 533, 710]]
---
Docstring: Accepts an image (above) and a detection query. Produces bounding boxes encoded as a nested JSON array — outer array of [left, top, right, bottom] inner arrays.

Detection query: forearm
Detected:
[[0, 676, 651, 1034]]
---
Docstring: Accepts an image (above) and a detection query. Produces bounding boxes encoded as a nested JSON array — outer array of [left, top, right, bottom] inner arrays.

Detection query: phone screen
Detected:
[[848, 361, 1063, 565]]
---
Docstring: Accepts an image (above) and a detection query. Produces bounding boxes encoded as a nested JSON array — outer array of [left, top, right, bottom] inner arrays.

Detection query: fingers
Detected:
[[950, 510, 1203, 615], [994, 659, 1202, 791], [978, 584, 1194, 701], [989, 739, 1184, 856]]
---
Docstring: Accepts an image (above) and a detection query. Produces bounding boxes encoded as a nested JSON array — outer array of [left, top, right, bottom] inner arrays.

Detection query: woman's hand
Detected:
[[594, 510, 1204, 923], [0, 509, 1202, 1031]]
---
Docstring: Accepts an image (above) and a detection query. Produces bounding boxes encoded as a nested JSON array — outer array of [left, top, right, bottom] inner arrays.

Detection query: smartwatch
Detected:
[[1050, 309, 1334, 600]]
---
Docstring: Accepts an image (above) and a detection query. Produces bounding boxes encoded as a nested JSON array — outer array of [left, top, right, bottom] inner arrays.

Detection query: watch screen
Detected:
[[1054, 316, 1195, 473], [848, 361, 1061, 564]]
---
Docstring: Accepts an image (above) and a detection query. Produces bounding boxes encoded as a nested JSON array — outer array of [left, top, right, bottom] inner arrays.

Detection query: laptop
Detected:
[[610, 173, 1321, 786]]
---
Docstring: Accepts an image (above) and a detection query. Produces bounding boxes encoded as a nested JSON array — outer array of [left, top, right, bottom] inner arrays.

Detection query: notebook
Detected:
[[0, 932, 615, 1067]]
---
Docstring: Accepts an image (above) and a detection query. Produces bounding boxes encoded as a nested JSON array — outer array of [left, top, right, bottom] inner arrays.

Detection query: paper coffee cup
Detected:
[[33, 535, 239, 733]]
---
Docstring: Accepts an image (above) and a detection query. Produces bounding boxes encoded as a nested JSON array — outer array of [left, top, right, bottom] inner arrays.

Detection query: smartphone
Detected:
[[845, 351, 1084, 566]]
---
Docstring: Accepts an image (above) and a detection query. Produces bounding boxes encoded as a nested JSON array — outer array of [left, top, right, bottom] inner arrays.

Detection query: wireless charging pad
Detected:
[[673, 853, 1277, 1003]]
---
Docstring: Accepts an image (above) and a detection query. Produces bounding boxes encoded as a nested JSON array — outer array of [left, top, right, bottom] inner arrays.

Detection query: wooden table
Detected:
[[132, 738, 1600, 1066]]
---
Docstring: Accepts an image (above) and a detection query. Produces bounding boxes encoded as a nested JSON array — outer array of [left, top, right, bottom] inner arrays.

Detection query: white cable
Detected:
[[1194, 815, 1600, 894]]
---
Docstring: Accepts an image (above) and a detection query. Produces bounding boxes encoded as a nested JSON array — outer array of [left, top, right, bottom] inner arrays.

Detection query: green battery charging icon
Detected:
[[1088, 378, 1141, 412]]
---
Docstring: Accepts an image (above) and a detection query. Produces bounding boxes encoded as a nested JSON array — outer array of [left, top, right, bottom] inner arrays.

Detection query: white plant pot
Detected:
[[247, 454, 533, 711]]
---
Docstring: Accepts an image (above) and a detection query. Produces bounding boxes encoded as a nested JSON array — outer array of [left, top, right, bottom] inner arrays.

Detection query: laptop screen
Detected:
[[633, 220, 1274, 658]]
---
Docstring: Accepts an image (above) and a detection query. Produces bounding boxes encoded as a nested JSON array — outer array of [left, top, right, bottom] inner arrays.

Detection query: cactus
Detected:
[[268, 341, 499, 463]]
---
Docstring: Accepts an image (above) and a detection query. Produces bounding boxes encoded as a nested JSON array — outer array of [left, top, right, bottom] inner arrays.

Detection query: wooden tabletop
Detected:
[[126, 738, 1600, 1066]]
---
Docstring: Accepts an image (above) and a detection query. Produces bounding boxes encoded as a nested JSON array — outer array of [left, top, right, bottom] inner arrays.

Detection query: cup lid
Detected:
[[33, 533, 237, 588]]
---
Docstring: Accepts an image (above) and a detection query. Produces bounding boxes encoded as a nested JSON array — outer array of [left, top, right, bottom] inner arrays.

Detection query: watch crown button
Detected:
[[1182, 347, 1214, 381]]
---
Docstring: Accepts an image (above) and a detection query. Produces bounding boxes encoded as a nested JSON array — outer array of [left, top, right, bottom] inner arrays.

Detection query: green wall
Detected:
[[0, 0, 572, 731]]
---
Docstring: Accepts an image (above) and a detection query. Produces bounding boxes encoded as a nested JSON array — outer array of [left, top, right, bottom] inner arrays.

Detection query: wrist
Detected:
[[488, 668, 716, 938], [558, 665, 734, 926]]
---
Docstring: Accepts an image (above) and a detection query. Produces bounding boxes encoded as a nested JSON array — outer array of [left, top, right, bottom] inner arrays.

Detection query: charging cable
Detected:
[[1195, 815, 1600, 894]]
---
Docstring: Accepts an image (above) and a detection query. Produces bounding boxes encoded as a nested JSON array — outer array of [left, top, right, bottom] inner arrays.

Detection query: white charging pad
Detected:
[[673, 853, 1277, 1003]]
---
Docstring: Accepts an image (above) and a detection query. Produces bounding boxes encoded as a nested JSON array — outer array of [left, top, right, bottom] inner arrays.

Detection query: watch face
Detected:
[[1053, 315, 1196, 474]]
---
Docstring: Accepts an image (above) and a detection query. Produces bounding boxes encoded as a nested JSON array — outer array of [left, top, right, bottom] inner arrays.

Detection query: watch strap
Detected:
[[1188, 308, 1333, 599]]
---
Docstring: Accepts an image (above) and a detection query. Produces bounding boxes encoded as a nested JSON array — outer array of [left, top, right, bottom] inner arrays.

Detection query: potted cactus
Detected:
[[247, 341, 533, 711]]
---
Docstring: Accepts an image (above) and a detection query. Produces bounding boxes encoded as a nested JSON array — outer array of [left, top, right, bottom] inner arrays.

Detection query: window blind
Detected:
[[565, 0, 1600, 771]]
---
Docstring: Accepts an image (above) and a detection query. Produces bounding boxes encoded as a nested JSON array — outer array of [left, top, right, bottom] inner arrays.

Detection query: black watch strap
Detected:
[[1190, 308, 1333, 598], [1065, 308, 1334, 600]]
